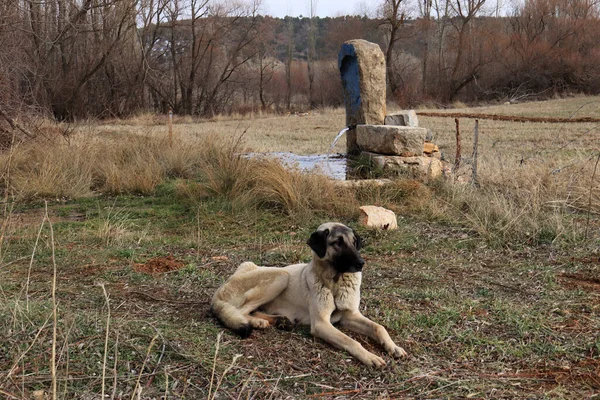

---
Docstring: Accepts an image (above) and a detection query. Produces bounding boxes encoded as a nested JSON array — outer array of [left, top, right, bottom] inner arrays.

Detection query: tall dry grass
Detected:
[[0, 133, 210, 197], [247, 160, 356, 219], [1, 101, 599, 246], [426, 152, 600, 245], [6, 142, 94, 199]]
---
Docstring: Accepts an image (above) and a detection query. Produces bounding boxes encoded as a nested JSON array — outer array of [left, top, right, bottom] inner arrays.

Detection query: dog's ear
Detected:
[[307, 229, 329, 258], [354, 233, 363, 251]]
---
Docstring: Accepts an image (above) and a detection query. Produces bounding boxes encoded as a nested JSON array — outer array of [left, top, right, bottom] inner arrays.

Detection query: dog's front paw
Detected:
[[359, 352, 386, 368], [387, 345, 407, 358]]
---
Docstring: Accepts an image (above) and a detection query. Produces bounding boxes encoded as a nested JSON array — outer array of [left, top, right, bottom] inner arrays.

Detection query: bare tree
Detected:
[[307, 0, 318, 108], [445, 0, 488, 101], [380, 0, 405, 95], [255, 17, 277, 110], [285, 16, 294, 110], [419, 0, 433, 95]]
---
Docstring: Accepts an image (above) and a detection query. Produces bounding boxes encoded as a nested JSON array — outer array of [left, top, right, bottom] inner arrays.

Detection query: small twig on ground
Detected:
[[130, 334, 158, 400], [24, 213, 46, 311], [129, 290, 208, 305], [0, 256, 29, 269], [146, 340, 166, 388], [163, 369, 169, 400], [111, 332, 119, 400], [211, 353, 242, 400], [308, 389, 361, 398], [0, 389, 20, 399], [208, 332, 222, 399], [267, 371, 284, 400], [99, 283, 111, 400], [46, 201, 58, 400], [7, 314, 52, 377], [235, 369, 257, 400]]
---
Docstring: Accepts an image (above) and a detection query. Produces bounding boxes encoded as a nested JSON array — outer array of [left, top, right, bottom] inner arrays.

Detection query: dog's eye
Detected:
[[337, 237, 344, 246]]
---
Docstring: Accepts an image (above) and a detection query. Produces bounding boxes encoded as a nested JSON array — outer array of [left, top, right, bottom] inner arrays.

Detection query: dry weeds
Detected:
[[0, 96, 598, 398], [2, 96, 600, 246]]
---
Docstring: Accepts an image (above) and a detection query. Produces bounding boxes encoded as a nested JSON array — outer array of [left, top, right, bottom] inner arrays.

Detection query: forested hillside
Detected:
[[1, 0, 599, 120]]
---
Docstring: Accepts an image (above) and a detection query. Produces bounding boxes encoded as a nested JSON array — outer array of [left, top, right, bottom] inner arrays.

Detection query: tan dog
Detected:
[[211, 222, 407, 367]]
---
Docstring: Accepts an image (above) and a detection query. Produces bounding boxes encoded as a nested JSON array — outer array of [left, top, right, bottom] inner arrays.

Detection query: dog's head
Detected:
[[307, 222, 364, 273]]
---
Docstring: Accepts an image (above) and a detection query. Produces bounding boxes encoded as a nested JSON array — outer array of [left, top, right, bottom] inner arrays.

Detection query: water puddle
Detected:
[[244, 152, 348, 180], [244, 127, 351, 180]]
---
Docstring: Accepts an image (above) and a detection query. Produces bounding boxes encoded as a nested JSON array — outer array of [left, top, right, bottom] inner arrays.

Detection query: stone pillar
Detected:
[[338, 39, 386, 155]]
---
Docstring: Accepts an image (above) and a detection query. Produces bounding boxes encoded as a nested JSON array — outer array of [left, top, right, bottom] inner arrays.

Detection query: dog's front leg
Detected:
[[309, 295, 386, 367], [311, 318, 386, 367], [340, 311, 407, 358]]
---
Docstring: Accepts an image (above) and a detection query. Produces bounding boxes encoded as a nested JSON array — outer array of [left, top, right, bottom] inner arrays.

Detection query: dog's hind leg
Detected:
[[212, 267, 289, 336], [234, 261, 259, 274], [251, 311, 294, 331], [237, 269, 289, 328]]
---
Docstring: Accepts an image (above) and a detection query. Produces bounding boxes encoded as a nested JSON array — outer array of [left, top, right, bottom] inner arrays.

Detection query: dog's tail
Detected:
[[210, 298, 253, 338]]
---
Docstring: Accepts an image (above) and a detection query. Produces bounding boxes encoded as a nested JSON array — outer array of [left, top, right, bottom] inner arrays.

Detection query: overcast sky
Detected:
[[260, 0, 373, 18]]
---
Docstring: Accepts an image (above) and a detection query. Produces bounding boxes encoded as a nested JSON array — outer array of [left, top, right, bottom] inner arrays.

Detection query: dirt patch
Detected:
[[570, 256, 600, 264], [559, 272, 600, 292], [133, 255, 185, 274]]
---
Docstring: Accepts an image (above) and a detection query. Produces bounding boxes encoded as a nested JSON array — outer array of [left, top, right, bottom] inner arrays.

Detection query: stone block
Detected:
[[335, 178, 393, 188], [385, 110, 419, 127], [425, 129, 434, 142], [423, 142, 439, 154], [359, 205, 398, 230], [361, 152, 446, 179], [339, 39, 386, 154], [356, 125, 426, 156]]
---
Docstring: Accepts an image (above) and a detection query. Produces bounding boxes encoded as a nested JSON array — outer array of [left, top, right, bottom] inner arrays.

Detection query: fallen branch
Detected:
[[0, 106, 36, 138], [308, 389, 361, 398], [129, 290, 208, 305]]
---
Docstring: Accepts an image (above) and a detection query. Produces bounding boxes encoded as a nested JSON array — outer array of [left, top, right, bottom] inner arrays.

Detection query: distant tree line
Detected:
[[0, 0, 599, 121]]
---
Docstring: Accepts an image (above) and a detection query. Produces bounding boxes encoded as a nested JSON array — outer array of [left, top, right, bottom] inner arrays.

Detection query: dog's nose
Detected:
[[357, 258, 365, 269]]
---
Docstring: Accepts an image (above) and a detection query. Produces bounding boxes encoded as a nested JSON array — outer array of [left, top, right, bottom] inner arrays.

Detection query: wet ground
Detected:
[[244, 152, 349, 180]]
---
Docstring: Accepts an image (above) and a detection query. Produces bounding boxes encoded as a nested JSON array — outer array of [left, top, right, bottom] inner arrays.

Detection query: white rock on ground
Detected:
[[358, 205, 398, 230]]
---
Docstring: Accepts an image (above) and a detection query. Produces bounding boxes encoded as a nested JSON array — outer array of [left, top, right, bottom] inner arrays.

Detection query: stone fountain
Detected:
[[339, 39, 446, 180]]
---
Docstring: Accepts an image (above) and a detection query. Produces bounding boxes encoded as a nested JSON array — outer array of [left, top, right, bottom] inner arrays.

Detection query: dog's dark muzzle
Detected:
[[334, 251, 365, 273]]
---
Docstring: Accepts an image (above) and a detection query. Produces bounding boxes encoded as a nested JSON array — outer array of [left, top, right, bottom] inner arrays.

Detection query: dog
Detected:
[[211, 222, 407, 367]]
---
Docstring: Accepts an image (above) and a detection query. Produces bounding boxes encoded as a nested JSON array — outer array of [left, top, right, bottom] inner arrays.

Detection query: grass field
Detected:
[[0, 96, 599, 399]]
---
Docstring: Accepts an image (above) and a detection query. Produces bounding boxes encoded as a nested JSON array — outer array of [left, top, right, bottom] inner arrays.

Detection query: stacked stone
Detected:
[[358, 110, 445, 179], [339, 39, 446, 180]]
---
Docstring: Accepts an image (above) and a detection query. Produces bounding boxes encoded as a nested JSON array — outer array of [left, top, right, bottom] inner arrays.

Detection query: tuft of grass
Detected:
[[247, 160, 357, 219], [348, 154, 385, 179], [196, 135, 255, 200], [92, 137, 166, 195], [6, 142, 94, 199], [95, 208, 135, 246]]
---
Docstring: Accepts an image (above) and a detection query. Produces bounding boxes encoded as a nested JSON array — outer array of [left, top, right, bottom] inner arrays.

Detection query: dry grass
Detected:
[[5, 141, 94, 199], [87, 108, 348, 155], [1, 96, 599, 246], [415, 96, 600, 244], [0, 97, 598, 399], [247, 160, 356, 219]]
